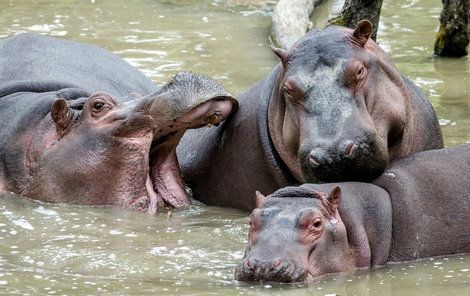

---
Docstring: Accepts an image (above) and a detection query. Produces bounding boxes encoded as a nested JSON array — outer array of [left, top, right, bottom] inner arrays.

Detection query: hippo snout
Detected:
[[308, 140, 357, 167], [235, 258, 308, 283], [301, 136, 388, 182]]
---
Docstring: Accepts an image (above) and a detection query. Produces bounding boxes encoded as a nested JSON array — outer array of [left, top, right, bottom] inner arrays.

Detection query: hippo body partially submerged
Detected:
[[235, 144, 470, 282], [178, 21, 443, 210], [0, 33, 237, 213]]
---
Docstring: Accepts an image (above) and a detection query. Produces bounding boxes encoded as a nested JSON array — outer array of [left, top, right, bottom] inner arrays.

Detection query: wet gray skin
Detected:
[[0, 70, 237, 213], [236, 143, 470, 283], [270, 21, 442, 183], [0, 0, 470, 295], [235, 187, 355, 283]]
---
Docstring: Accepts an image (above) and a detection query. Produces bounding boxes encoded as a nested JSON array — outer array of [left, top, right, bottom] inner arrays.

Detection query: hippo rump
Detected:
[[0, 33, 237, 213], [177, 20, 443, 210], [235, 143, 470, 282]]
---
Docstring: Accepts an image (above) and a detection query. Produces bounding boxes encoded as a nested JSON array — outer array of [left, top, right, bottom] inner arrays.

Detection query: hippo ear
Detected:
[[352, 20, 373, 47], [255, 191, 267, 208], [51, 99, 72, 131], [271, 46, 289, 68], [326, 186, 342, 214]]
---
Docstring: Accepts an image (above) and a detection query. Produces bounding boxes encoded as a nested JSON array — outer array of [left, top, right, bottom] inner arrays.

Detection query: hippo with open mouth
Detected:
[[0, 33, 237, 213]]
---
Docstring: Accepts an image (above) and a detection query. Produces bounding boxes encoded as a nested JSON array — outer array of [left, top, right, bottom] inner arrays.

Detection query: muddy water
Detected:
[[0, 0, 469, 295]]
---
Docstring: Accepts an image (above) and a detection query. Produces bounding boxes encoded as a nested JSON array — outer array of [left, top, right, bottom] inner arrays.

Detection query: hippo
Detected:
[[235, 143, 470, 282], [177, 20, 443, 210], [0, 33, 237, 213]]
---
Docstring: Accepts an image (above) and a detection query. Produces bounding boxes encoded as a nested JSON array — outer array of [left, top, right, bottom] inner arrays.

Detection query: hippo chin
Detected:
[[0, 33, 237, 213], [177, 20, 443, 210], [235, 144, 470, 282]]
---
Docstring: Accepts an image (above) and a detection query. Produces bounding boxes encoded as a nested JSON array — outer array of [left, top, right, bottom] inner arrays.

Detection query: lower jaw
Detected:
[[147, 131, 191, 212], [139, 172, 189, 214], [145, 175, 161, 213], [118, 133, 189, 214]]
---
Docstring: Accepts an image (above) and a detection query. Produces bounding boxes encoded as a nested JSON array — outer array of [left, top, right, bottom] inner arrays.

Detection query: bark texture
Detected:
[[270, 0, 323, 49], [434, 0, 470, 57], [327, 0, 383, 41]]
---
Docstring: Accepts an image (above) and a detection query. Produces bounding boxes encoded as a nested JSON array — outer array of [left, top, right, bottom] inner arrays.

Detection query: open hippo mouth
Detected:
[[125, 72, 237, 213], [146, 98, 235, 212]]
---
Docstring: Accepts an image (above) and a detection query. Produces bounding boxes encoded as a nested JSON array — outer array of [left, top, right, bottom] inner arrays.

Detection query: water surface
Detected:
[[0, 0, 469, 295]]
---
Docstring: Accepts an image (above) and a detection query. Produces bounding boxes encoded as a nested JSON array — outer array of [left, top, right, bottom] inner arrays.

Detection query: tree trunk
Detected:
[[327, 0, 383, 41], [270, 0, 324, 49], [434, 0, 470, 57]]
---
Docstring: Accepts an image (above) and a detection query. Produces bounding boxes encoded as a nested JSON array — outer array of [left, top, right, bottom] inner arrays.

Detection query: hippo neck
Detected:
[[0, 96, 56, 194], [0, 90, 88, 194], [266, 66, 304, 182], [258, 65, 299, 187]]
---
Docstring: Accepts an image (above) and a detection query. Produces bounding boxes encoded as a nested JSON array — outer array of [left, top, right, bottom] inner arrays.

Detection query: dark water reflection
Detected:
[[0, 0, 469, 295]]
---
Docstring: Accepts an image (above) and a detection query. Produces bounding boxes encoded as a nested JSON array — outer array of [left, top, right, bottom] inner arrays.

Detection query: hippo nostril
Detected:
[[308, 148, 330, 167], [308, 153, 321, 167], [345, 143, 355, 157], [245, 259, 252, 269], [270, 259, 282, 271]]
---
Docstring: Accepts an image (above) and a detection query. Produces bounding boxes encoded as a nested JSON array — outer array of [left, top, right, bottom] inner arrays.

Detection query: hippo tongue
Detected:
[[149, 130, 189, 209]]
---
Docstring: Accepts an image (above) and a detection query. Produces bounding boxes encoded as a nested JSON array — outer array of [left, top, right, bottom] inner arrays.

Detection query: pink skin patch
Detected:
[[150, 130, 188, 208], [17, 87, 236, 213], [146, 175, 161, 213], [148, 98, 236, 209], [154, 98, 235, 139]]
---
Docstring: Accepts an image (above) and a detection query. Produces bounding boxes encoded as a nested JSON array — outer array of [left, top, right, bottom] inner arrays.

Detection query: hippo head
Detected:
[[24, 72, 237, 213], [235, 185, 356, 283], [269, 20, 406, 182]]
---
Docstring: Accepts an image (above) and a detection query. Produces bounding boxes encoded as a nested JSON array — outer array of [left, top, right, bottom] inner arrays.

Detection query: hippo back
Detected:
[[373, 144, 470, 262], [0, 33, 157, 99]]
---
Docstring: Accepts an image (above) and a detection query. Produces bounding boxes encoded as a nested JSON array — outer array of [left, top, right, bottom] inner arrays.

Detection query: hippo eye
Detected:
[[93, 101, 105, 111], [312, 219, 322, 229]]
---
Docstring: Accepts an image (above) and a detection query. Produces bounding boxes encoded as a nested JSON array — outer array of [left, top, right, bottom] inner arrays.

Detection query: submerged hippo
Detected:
[[235, 144, 470, 282], [0, 33, 237, 213], [177, 20, 443, 210]]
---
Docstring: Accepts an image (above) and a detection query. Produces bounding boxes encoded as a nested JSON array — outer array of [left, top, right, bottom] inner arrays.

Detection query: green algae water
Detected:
[[0, 0, 469, 295]]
